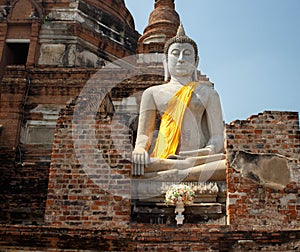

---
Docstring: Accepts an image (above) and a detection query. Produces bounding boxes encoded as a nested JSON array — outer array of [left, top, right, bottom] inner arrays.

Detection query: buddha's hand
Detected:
[[131, 147, 150, 176], [179, 146, 215, 157]]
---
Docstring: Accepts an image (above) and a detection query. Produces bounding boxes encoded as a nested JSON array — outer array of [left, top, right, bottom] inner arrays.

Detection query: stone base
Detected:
[[131, 180, 226, 200], [131, 200, 225, 225], [131, 180, 226, 224]]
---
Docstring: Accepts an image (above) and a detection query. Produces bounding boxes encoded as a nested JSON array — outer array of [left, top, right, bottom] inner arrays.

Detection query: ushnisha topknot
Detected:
[[164, 22, 198, 61]]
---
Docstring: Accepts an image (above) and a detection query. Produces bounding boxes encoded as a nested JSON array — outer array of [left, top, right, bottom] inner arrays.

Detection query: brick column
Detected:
[[0, 23, 7, 79], [27, 22, 40, 66]]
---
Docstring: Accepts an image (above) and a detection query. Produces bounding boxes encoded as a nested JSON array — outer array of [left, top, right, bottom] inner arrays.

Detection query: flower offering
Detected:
[[165, 184, 195, 205]]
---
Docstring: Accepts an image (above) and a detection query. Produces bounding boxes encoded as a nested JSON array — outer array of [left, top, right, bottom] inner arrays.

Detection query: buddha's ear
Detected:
[[195, 56, 199, 68], [163, 55, 170, 82], [193, 56, 200, 81]]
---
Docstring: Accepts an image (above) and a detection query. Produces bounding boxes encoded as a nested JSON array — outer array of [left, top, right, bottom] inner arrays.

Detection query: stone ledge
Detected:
[[131, 201, 225, 225], [1, 224, 300, 251]]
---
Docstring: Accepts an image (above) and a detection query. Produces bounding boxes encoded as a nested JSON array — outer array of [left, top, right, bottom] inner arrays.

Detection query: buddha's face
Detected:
[[167, 42, 196, 78]]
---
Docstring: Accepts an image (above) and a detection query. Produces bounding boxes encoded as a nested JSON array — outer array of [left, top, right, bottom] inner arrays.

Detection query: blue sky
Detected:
[[125, 0, 300, 123]]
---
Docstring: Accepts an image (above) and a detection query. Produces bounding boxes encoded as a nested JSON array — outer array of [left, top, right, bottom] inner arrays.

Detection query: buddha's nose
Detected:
[[178, 53, 185, 63]]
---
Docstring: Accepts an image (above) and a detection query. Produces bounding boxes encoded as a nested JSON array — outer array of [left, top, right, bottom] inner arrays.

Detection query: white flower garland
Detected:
[[165, 184, 195, 205]]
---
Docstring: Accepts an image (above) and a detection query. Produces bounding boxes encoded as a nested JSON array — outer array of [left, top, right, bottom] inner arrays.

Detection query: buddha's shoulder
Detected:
[[143, 83, 174, 94], [198, 80, 214, 89], [195, 81, 220, 98]]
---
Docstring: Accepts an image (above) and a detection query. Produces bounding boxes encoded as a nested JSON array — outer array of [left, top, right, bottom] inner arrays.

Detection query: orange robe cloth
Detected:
[[152, 82, 199, 158]]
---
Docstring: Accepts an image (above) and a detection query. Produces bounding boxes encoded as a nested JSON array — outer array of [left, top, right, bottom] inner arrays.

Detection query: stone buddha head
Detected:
[[163, 23, 199, 81]]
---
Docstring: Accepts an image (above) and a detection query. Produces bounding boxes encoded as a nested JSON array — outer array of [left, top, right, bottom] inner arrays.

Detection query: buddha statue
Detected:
[[132, 24, 226, 182]]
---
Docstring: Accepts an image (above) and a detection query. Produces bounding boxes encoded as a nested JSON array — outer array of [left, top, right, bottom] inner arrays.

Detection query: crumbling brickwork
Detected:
[[45, 66, 165, 228], [226, 111, 300, 229], [0, 0, 139, 69], [0, 66, 95, 224], [0, 63, 165, 225], [1, 224, 300, 251], [45, 101, 132, 228]]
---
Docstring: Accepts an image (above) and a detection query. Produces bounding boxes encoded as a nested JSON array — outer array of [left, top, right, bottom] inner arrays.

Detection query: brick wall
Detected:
[[226, 111, 300, 229], [44, 66, 166, 228], [1, 225, 300, 251], [0, 66, 94, 224], [0, 66, 95, 149], [45, 101, 132, 228], [0, 66, 27, 147], [0, 64, 165, 225]]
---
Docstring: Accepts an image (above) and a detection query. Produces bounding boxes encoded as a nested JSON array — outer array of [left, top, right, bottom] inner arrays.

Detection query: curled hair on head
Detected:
[[164, 23, 198, 61]]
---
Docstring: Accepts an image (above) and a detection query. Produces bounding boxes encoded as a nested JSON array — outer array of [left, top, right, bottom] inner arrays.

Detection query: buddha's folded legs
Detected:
[[144, 153, 225, 172], [140, 159, 226, 182], [180, 159, 226, 182]]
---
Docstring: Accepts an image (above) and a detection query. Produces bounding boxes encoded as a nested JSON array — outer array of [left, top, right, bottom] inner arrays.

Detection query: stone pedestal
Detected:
[[131, 181, 226, 224], [175, 199, 185, 225]]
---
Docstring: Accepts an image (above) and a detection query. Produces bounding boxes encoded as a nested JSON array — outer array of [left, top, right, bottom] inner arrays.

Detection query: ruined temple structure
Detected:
[[0, 0, 300, 251]]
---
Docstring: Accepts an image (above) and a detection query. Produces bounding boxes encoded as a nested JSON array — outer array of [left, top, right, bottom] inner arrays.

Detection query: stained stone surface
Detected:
[[230, 151, 291, 190]]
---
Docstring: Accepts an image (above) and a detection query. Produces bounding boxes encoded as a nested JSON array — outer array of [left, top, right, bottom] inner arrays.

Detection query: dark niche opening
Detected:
[[6, 42, 29, 65]]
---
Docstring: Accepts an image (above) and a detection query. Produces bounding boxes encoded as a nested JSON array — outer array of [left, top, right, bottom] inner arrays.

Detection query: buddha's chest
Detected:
[[154, 86, 209, 114], [188, 93, 206, 113]]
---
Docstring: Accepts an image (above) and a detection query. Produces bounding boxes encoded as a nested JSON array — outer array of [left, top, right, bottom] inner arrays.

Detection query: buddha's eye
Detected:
[[183, 49, 192, 56], [171, 49, 180, 56]]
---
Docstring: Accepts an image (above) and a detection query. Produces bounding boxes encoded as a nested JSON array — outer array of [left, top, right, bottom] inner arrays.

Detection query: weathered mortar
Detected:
[[226, 111, 300, 229]]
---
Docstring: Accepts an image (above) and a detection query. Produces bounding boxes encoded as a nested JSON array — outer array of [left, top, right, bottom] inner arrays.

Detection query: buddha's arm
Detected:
[[132, 89, 157, 175], [204, 90, 224, 154], [134, 89, 157, 151], [134, 108, 156, 151]]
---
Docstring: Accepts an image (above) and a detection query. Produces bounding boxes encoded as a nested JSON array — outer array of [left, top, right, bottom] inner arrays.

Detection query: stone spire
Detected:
[[154, 0, 174, 8], [177, 22, 185, 37], [137, 0, 180, 54]]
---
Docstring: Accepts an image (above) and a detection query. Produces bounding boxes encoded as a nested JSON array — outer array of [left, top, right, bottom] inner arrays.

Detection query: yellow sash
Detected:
[[152, 82, 199, 158]]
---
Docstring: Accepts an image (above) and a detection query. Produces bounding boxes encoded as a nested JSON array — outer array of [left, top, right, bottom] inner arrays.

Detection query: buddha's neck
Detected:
[[170, 76, 193, 85]]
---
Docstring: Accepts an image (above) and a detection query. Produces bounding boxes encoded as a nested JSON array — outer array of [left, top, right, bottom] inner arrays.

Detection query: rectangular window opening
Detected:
[[5, 42, 29, 65]]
